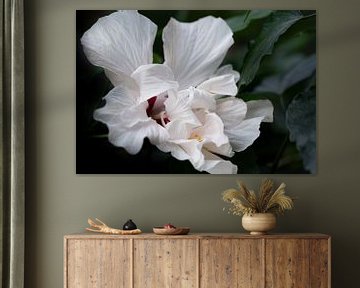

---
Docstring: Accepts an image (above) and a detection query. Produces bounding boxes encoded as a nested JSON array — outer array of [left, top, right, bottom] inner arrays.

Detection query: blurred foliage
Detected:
[[239, 11, 304, 88], [76, 10, 316, 174], [226, 10, 272, 33]]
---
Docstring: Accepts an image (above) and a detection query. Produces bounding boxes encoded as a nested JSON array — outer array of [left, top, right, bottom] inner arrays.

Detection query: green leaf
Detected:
[[255, 54, 316, 94], [285, 89, 316, 173], [153, 53, 163, 64], [281, 54, 316, 92], [226, 10, 272, 33], [285, 13, 316, 37], [240, 11, 305, 88]]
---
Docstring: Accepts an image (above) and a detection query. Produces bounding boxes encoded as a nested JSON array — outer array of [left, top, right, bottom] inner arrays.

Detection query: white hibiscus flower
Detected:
[[157, 105, 237, 174], [81, 10, 273, 174]]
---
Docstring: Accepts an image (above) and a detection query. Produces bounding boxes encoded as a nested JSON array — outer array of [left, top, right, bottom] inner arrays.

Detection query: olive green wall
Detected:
[[24, 0, 360, 287]]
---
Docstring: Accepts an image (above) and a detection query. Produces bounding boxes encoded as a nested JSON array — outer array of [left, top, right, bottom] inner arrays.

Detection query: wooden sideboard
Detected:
[[64, 233, 330, 288]]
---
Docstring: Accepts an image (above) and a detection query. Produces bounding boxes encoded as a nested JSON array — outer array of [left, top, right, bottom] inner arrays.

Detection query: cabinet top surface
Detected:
[[64, 232, 330, 240]]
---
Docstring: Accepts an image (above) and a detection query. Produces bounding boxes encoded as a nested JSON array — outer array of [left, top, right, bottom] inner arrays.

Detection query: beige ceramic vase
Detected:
[[242, 213, 276, 235]]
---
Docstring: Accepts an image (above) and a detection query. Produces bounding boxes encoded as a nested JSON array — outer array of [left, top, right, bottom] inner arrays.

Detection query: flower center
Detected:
[[146, 96, 170, 126], [189, 132, 204, 142]]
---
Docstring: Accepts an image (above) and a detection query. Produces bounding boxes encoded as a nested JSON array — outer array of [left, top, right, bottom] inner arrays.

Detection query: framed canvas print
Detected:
[[76, 10, 316, 174]]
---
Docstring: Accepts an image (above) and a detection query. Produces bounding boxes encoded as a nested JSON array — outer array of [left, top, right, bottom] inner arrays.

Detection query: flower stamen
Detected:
[[189, 132, 204, 142], [146, 96, 170, 127]]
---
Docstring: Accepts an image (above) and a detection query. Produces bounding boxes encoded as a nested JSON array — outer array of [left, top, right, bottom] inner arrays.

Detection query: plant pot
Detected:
[[242, 213, 276, 235]]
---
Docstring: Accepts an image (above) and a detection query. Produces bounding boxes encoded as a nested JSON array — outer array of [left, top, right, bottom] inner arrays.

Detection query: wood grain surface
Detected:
[[309, 239, 330, 288], [200, 239, 264, 288], [65, 239, 131, 288], [133, 239, 198, 288], [265, 239, 310, 287], [65, 233, 330, 240], [64, 233, 330, 288]]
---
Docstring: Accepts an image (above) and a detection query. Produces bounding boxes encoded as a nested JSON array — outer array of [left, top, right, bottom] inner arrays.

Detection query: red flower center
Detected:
[[146, 96, 170, 126]]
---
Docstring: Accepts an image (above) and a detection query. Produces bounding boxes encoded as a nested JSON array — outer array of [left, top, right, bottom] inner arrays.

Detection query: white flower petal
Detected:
[[216, 97, 248, 126], [164, 119, 194, 140], [157, 112, 235, 174], [93, 85, 168, 155], [131, 64, 179, 103], [225, 117, 263, 152], [94, 102, 148, 128], [94, 84, 142, 126], [181, 141, 206, 169], [104, 69, 133, 87], [81, 10, 157, 85], [194, 112, 228, 147], [216, 98, 273, 152], [156, 142, 189, 161], [108, 119, 168, 155], [200, 150, 237, 174], [215, 64, 240, 83], [190, 88, 216, 111], [164, 90, 200, 126], [204, 142, 234, 158], [157, 139, 204, 168], [197, 74, 238, 96], [163, 16, 234, 90], [246, 99, 274, 122]]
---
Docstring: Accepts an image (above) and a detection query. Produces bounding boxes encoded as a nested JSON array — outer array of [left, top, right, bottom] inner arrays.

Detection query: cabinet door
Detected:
[[200, 239, 264, 288], [66, 239, 131, 288], [266, 239, 311, 288], [309, 239, 330, 288], [134, 239, 198, 288]]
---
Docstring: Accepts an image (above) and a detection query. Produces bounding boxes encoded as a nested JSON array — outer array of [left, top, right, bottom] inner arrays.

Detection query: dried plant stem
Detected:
[[222, 179, 294, 216], [86, 218, 142, 235]]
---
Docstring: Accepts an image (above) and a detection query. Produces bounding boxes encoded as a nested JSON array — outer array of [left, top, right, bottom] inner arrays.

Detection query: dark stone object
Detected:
[[123, 219, 137, 230]]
